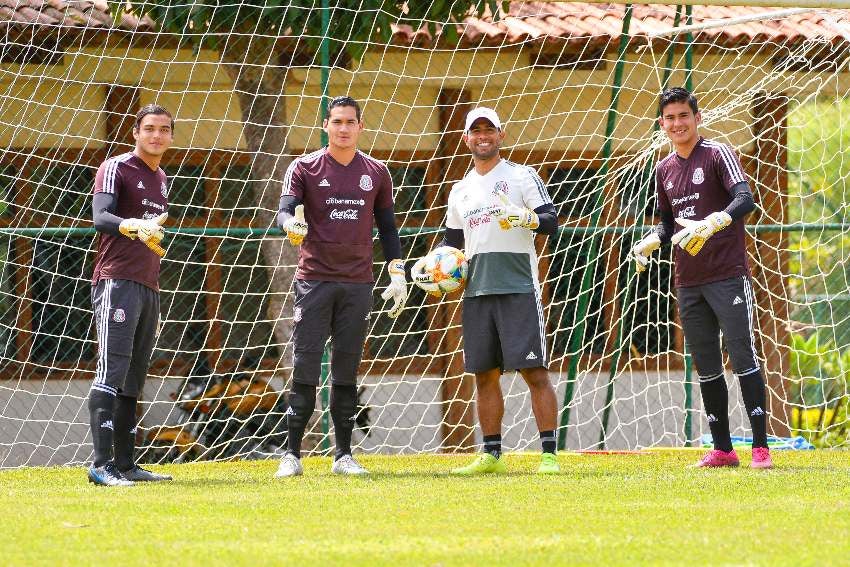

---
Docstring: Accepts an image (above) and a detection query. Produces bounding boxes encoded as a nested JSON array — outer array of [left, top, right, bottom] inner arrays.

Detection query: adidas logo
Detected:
[[525, 351, 538, 361], [733, 296, 743, 305], [137, 181, 145, 189], [101, 420, 114, 430], [318, 178, 330, 187], [283, 407, 296, 417], [750, 406, 765, 416], [706, 414, 718, 423]]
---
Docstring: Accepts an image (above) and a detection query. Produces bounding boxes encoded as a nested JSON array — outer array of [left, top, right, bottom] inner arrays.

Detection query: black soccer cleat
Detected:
[[121, 465, 173, 482], [88, 463, 135, 487]]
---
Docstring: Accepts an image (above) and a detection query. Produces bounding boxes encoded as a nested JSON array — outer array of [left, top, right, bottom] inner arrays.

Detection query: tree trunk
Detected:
[[221, 35, 298, 365]]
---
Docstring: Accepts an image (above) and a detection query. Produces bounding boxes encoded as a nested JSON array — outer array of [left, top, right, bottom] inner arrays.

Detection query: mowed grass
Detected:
[[2, 450, 849, 566]]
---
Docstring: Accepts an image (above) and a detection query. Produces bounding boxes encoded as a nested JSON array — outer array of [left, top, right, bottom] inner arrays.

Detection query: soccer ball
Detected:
[[414, 246, 468, 295]]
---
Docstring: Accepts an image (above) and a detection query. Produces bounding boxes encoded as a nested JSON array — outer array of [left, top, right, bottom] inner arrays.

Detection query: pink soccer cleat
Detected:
[[690, 449, 740, 468], [750, 447, 773, 469]]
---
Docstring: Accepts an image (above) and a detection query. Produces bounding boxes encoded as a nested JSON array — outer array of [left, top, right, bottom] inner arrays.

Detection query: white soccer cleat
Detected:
[[274, 453, 303, 478], [331, 454, 368, 476]]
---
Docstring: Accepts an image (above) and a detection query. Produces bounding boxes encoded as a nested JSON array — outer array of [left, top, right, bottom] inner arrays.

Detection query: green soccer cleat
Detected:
[[450, 453, 506, 475], [537, 452, 560, 474]]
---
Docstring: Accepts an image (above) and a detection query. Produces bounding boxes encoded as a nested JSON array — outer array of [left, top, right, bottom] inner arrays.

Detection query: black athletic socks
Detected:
[[738, 369, 768, 449], [330, 384, 358, 461], [540, 430, 556, 454], [88, 389, 116, 467], [483, 434, 502, 459], [287, 382, 317, 459], [113, 394, 138, 472], [698, 373, 734, 452]]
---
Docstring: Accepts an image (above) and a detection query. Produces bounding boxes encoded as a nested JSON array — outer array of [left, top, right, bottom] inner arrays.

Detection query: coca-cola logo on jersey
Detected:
[[329, 208, 359, 220]]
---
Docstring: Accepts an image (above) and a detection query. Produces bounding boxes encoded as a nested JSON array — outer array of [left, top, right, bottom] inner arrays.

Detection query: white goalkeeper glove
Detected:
[[671, 212, 732, 256], [282, 204, 308, 246], [488, 193, 539, 231], [119, 213, 167, 257], [410, 256, 442, 298], [631, 231, 661, 273], [380, 259, 407, 319]]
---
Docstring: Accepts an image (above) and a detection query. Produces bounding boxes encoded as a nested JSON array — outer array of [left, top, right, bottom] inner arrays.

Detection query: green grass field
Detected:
[[2, 450, 849, 566]]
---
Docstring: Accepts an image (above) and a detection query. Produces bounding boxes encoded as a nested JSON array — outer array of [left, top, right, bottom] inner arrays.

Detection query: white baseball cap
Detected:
[[464, 107, 502, 132]]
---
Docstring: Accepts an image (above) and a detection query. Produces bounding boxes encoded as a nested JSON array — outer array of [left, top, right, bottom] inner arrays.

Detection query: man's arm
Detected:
[[671, 182, 757, 257], [92, 187, 167, 256], [438, 227, 464, 250], [724, 181, 756, 220], [92, 192, 123, 235], [533, 203, 558, 236], [277, 160, 308, 245], [632, 167, 668, 272], [277, 194, 303, 231], [375, 206, 402, 261], [655, 209, 675, 244], [376, 166, 407, 319]]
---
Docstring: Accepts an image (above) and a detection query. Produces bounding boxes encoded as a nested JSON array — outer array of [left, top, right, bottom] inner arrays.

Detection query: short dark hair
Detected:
[[327, 96, 361, 121], [659, 87, 698, 116], [134, 104, 174, 131]]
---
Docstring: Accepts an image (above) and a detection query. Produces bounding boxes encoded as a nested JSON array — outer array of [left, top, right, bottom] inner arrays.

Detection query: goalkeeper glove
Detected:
[[410, 256, 442, 298], [282, 204, 308, 246], [488, 193, 539, 231], [380, 259, 408, 319], [119, 213, 167, 257], [631, 231, 661, 273], [671, 212, 732, 256]]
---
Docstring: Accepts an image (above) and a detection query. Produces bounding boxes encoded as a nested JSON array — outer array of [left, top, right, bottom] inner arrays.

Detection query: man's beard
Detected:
[[472, 145, 500, 160]]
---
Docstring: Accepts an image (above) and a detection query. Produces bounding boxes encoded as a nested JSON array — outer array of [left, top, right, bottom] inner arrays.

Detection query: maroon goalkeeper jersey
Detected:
[[282, 148, 394, 282], [655, 137, 751, 288], [91, 152, 169, 291]]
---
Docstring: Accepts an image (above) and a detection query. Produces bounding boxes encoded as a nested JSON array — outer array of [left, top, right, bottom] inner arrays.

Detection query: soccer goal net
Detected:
[[1, 1, 849, 466]]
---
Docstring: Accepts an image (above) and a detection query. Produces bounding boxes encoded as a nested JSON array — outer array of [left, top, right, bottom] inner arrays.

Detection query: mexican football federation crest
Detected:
[[692, 167, 705, 185], [113, 308, 126, 323], [161, 181, 168, 197], [359, 175, 373, 192]]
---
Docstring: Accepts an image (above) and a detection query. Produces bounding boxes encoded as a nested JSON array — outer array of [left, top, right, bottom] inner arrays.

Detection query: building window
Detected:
[[218, 238, 281, 362], [217, 165, 254, 223], [30, 236, 94, 363], [547, 167, 599, 220], [163, 165, 206, 219], [389, 165, 427, 217]]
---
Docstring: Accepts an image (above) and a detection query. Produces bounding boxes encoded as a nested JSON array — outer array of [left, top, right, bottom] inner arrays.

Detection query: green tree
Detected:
[[109, 0, 506, 345], [787, 97, 850, 344]]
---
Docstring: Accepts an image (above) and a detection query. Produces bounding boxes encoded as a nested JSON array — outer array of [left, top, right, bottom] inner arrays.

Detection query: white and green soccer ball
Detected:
[[413, 246, 468, 295]]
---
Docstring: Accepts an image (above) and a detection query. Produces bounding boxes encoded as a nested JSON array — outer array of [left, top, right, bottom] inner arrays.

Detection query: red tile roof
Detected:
[[0, 0, 152, 31], [1, 0, 847, 50], [392, 3, 850, 50]]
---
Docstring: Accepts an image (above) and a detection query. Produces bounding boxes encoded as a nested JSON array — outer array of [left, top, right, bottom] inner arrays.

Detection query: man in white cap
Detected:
[[414, 107, 561, 474]]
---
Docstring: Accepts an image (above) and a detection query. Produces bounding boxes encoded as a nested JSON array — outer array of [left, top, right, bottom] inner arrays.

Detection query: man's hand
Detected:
[[119, 214, 167, 257], [671, 212, 732, 256], [631, 231, 661, 273], [410, 256, 442, 298], [488, 193, 539, 230], [380, 259, 408, 319], [283, 204, 308, 246]]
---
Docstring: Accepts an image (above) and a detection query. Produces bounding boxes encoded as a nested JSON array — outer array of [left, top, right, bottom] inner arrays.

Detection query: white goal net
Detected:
[[1, 1, 849, 466]]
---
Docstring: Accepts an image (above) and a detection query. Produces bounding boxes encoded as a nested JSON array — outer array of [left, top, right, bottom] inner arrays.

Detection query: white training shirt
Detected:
[[446, 159, 552, 297]]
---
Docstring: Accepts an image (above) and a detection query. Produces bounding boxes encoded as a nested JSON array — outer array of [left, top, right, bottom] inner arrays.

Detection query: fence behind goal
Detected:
[[1, 1, 849, 466]]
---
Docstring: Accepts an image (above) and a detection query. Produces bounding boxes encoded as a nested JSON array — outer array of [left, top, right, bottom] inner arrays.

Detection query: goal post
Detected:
[[1, 1, 849, 466]]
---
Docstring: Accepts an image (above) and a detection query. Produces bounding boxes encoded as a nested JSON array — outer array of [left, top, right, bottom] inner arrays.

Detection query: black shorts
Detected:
[[461, 291, 548, 374], [677, 275, 760, 379], [91, 279, 160, 398], [292, 279, 373, 386]]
